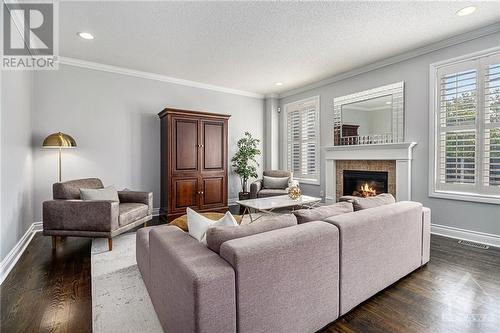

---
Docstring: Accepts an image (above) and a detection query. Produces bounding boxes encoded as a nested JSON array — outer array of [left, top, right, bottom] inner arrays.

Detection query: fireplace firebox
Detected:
[[343, 170, 388, 197]]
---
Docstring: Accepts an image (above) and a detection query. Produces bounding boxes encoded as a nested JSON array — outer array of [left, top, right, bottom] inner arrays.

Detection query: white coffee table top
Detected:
[[236, 195, 321, 211]]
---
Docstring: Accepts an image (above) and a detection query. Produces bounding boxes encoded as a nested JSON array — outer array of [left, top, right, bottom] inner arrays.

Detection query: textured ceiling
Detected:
[[59, 1, 500, 95]]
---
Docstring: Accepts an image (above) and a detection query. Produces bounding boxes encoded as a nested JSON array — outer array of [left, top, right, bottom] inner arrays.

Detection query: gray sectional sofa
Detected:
[[137, 200, 431, 333]]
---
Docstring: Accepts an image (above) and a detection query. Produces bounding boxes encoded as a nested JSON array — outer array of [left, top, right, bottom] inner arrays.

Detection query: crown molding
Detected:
[[57, 57, 264, 99], [279, 22, 500, 98]]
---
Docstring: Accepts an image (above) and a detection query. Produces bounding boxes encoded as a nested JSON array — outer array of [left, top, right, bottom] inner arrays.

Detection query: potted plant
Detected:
[[231, 131, 261, 201]]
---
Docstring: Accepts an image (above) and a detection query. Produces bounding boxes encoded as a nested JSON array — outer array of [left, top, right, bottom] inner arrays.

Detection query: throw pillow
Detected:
[[170, 212, 242, 231], [80, 185, 119, 202], [187, 207, 237, 243], [263, 176, 290, 189], [341, 193, 396, 211], [206, 214, 297, 253], [293, 202, 353, 224]]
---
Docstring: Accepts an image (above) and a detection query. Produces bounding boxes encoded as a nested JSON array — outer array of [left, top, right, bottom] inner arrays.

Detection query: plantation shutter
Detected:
[[434, 51, 500, 197], [437, 66, 477, 187], [286, 97, 319, 183], [483, 58, 500, 187]]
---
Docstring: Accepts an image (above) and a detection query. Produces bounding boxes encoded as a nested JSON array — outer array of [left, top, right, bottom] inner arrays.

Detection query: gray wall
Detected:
[[1, 71, 34, 261], [279, 32, 500, 236], [32, 65, 264, 221]]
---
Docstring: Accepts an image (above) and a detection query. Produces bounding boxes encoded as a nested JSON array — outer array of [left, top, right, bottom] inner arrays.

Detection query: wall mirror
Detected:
[[333, 82, 404, 145]]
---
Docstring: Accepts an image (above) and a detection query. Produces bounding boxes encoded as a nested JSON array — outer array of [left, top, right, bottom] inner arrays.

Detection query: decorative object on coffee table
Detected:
[[236, 194, 321, 223], [287, 179, 301, 199], [42, 132, 77, 181]]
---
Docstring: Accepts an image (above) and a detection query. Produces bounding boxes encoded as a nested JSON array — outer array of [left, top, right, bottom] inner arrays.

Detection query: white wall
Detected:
[[279, 32, 500, 236], [32, 65, 264, 221], [1, 70, 34, 261]]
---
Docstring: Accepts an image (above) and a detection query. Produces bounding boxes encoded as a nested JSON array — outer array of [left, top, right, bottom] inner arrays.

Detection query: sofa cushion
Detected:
[[119, 203, 149, 226], [80, 185, 119, 202], [206, 214, 297, 253], [340, 193, 395, 211], [53, 178, 103, 199], [187, 208, 237, 243], [293, 202, 353, 224], [263, 176, 290, 189], [257, 189, 288, 198]]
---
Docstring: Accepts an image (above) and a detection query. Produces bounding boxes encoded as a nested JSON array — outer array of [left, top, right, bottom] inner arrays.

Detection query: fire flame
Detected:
[[354, 183, 377, 197]]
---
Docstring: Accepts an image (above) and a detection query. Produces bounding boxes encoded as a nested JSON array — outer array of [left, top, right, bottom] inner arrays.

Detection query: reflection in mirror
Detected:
[[341, 95, 392, 137], [333, 82, 404, 145]]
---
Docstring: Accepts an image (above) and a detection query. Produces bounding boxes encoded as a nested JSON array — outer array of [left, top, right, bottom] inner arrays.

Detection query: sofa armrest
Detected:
[[43, 200, 119, 232], [149, 226, 236, 333], [324, 201, 423, 315], [118, 191, 153, 214], [220, 222, 340, 333], [422, 207, 431, 265], [249, 179, 262, 199]]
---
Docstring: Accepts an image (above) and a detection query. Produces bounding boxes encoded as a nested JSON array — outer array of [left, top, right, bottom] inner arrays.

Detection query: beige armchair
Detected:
[[43, 178, 152, 251], [250, 170, 293, 199]]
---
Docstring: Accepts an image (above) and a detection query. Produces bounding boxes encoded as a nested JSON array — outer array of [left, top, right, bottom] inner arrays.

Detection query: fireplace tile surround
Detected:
[[324, 142, 417, 203]]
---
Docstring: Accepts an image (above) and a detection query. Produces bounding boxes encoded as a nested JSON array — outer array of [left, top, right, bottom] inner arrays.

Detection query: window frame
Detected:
[[282, 96, 321, 185], [429, 46, 500, 205]]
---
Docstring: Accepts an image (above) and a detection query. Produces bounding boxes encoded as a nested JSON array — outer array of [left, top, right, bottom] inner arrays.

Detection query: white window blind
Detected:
[[432, 50, 500, 202], [284, 96, 320, 184]]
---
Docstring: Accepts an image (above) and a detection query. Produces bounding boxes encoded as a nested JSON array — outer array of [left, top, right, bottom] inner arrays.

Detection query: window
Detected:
[[430, 48, 500, 204], [283, 96, 320, 184]]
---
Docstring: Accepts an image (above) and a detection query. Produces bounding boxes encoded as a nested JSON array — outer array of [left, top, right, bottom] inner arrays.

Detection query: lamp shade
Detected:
[[42, 132, 77, 148]]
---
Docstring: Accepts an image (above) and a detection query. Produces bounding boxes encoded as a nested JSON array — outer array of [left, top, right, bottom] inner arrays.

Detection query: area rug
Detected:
[[91, 233, 163, 333], [90, 214, 263, 332]]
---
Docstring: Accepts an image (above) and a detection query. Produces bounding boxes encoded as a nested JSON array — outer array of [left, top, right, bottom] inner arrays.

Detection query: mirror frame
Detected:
[[333, 81, 405, 145]]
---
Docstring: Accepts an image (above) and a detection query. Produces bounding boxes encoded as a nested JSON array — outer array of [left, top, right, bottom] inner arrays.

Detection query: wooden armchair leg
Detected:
[[51, 236, 57, 250], [108, 238, 113, 251]]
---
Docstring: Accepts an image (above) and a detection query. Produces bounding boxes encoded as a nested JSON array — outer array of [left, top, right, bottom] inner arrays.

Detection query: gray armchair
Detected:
[[250, 170, 293, 199], [43, 178, 152, 251]]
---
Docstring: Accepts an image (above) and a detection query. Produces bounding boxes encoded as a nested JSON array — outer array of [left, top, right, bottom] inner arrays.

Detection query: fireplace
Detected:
[[343, 170, 388, 197]]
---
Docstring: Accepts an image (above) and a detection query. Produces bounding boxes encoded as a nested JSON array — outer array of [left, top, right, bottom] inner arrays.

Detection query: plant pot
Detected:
[[238, 192, 250, 214]]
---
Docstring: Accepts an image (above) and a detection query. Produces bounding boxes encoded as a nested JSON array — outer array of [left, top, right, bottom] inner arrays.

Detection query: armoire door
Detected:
[[171, 177, 199, 213], [199, 176, 226, 209], [172, 117, 199, 173], [201, 120, 226, 172]]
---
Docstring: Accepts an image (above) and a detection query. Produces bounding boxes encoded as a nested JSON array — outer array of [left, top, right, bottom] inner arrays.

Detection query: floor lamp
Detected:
[[42, 132, 77, 182]]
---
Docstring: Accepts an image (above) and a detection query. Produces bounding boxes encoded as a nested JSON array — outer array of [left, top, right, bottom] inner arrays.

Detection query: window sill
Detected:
[[296, 179, 320, 186], [429, 190, 500, 205]]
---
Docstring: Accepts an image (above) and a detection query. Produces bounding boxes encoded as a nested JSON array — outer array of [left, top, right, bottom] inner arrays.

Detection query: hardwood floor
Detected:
[[1, 224, 499, 333]]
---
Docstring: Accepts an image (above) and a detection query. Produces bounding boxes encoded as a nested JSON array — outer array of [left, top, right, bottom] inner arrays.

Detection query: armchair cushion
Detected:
[[80, 185, 119, 202], [43, 200, 119, 232], [118, 190, 153, 214], [119, 203, 149, 227], [53, 178, 103, 199], [262, 176, 289, 189]]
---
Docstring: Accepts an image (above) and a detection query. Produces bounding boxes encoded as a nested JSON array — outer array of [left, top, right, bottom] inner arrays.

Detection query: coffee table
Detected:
[[236, 195, 321, 223]]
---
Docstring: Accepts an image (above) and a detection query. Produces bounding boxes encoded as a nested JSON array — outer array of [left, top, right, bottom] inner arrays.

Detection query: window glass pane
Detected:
[[440, 69, 477, 127], [441, 130, 476, 184], [485, 64, 500, 124]]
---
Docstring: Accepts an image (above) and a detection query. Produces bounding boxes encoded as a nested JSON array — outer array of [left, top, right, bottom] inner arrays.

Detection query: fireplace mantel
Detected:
[[323, 142, 417, 203]]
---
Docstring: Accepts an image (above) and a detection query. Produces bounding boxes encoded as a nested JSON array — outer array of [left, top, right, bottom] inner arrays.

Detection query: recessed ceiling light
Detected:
[[456, 6, 476, 16], [275, 82, 283, 86], [77, 32, 94, 40], [385, 101, 392, 105]]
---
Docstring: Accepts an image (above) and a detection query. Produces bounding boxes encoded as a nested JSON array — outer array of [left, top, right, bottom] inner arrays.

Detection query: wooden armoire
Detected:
[[158, 108, 230, 221]]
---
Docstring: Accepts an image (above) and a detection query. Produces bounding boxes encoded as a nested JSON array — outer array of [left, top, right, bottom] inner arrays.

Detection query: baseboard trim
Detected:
[[0, 222, 43, 285], [431, 223, 500, 248], [152, 208, 161, 217]]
